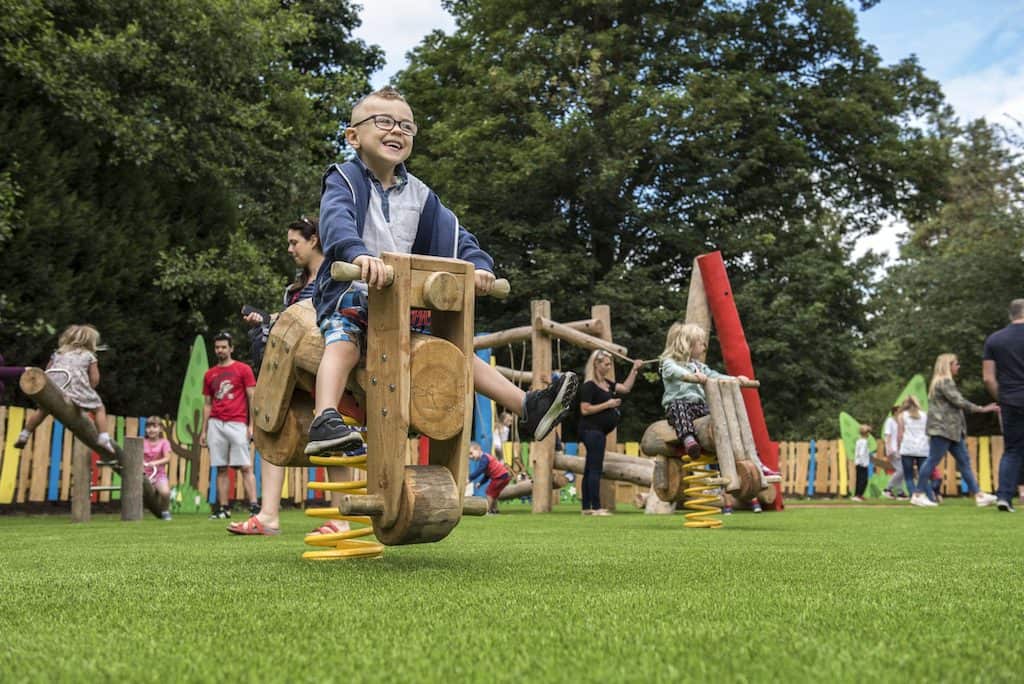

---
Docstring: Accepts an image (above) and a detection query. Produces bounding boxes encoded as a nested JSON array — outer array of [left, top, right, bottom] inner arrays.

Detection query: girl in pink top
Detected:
[[144, 416, 172, 520]]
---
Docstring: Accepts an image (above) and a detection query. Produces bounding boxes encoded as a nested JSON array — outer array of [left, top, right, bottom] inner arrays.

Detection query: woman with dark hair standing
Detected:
[[577, 351, 642, 516], [911, 353, 999, 508], [230, 217, 349, 536]]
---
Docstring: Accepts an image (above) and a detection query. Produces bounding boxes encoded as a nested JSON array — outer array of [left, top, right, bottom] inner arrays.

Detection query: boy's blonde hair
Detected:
[[145, 416, 165, 437], [929, 353, 958, 395], [660, 321, 706, 364], [900, 395, 922, 419], [57, 324, 100, 354], [350, 85, 410, 121]]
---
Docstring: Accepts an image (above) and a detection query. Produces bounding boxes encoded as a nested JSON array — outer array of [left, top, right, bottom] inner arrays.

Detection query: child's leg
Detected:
[[472, 357, 523, 415], [216, 467, 230, 508], [314, 341, 360, 417], [14, 408, 49, 447], [472, 358, 579, 442]]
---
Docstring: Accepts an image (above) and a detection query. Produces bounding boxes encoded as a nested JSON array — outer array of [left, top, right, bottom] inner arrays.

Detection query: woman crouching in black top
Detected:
[[578, 351, 642, 515]]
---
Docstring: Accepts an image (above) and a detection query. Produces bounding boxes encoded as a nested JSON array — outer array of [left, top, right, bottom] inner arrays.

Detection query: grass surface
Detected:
[[1, 500, 1022, 683]]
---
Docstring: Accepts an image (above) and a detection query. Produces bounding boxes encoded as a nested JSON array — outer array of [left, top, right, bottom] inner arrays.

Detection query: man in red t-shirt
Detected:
[[200, 332, 257, 519]]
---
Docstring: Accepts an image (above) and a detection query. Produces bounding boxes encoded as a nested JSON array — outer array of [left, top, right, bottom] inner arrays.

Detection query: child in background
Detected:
[[143, 416, 173, 520], [468, 442, 510, 514], [852, 423, 871, 502], [658, 322, 778, 477], [14, 325, 113, 452]]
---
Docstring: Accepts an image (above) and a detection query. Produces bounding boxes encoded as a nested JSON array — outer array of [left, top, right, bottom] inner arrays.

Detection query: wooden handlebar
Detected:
[[330, 261, 510, 300]]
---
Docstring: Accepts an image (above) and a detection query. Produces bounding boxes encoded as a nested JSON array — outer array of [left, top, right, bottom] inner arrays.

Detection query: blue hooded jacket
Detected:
[[313, 159, 494, 324]]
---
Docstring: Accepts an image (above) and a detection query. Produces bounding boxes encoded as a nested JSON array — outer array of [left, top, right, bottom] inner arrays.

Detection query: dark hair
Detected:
[[287, 216, 321, 295], [214, 331, 233, 345]]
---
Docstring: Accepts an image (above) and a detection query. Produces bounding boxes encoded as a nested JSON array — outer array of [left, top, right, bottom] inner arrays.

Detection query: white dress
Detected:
[[48, 350, 103, 410]]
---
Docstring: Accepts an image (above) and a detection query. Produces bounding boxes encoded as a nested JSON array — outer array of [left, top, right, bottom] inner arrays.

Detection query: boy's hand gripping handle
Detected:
[[331, 261, 511, 300]]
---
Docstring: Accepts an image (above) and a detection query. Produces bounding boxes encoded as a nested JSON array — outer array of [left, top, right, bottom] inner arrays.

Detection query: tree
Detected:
[[0, 0, 381, 413], [869, 120, 1024, 424], [396, 0, 948, 437]]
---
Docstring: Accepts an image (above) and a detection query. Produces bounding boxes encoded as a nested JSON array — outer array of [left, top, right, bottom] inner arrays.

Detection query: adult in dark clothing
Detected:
[[983, 298, 1024, 512], [577, 351, 642, 515]]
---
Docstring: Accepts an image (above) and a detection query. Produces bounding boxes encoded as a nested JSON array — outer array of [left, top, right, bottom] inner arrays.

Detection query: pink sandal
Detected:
[[227, 515, 281, 536]]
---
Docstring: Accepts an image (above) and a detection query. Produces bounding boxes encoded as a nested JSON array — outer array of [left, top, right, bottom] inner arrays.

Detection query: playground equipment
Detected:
[[253, 253, 505, 559], [18, 367, 161, 521]]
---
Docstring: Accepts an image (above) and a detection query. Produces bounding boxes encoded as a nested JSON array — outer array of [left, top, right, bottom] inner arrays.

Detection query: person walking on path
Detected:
[[881, 404, 906, 498], [911, 353, 999, 508], [983, 299, 1024, 513], [578, 350, 642, 515], [200, 332, 258, 519]]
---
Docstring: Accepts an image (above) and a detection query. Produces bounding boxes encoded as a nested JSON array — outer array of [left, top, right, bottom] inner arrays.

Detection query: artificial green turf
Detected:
[[1, 501, 1022, 683]]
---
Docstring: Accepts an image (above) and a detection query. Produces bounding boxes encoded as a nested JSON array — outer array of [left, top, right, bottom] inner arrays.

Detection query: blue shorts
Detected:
[[320, 282, 431, 348]]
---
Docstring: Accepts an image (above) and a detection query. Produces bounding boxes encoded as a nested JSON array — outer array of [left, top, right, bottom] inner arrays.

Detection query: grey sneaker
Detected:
[[519, 372, 579, 442], [304, 408, 363, 455], [996, 500, 1016, 513]]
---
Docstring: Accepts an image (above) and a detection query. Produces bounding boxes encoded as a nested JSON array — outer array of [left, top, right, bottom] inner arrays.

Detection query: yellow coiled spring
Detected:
[[302, 451, 384, 560], [682, 453, 724, 529]]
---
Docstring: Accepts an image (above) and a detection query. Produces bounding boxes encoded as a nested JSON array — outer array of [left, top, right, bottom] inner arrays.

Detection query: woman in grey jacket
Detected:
[[912, 353, 1000, 507]]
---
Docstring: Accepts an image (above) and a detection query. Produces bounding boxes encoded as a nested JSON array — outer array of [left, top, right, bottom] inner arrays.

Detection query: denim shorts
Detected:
[[320, 282, 431, 348]]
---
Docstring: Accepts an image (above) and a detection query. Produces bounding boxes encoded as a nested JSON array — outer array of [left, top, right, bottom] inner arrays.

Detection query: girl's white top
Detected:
[[899, 412, 929, 457]]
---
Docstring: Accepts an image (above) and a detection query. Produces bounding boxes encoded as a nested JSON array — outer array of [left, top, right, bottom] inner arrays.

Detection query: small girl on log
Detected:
[[659, 322, 778, 478], [143, 416, 173, 520], [14, 324, 113, 452]]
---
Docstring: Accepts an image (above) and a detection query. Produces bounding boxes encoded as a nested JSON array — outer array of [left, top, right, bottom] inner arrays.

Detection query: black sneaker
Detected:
[[250, 503, 261, 516], [996, 500, 1016, 513], [209, 507, 230, 520], [519, 371, 579, 442], [305, 408, 364, 455]]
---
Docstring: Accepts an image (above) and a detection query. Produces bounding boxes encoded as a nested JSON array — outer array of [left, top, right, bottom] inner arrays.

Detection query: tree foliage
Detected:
[[0, 0, 380, 413], [396, 0, 948, 437]]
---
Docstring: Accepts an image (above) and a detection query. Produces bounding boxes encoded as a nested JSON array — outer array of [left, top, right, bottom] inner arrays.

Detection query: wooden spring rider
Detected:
[[642, 375, 777, 528], [252, 253, 508, 560]]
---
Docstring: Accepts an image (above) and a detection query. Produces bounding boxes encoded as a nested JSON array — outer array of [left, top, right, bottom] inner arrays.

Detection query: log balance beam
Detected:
[[19, 367, 162, 520]]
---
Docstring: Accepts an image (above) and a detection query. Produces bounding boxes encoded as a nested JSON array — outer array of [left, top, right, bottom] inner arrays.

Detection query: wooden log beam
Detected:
[[496, 477, 563, 501], [20, 367, 163, 518], [493, 365, 533, 385], [473, 319, 604, 351], [533, 316, 629, 360], [331, 261, 510, 300], [530, 300, 554, 512], [553, 451, 653, 487], [640, 418, 716, 458], [120, 437, 144, 521], [71, 438, 91, 523]]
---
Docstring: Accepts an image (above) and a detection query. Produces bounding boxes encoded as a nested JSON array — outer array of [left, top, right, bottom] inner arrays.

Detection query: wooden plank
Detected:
[[594, 304, 618, 512], [941, 454, 956, 495], [16, 410, 35, 503], [59, 422, 73, 501], [684, 256, 712, 363], [28, 415, 53, 502], [796, 441, 810, 496], [967, 437, 979, 494], [71, 437, 91, 522], [198, 447, 210, 504], [977, 436, 992, 493], [366, 253, 413, 529], [528, 299, 554, 512], [813, 439, 829, 495], [0, 405, 20, 504], [47, 420, 64, 501]]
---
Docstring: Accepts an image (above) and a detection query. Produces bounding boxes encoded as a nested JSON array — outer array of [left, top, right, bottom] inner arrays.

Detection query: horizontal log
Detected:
[[641, 418, 716, 458], [494, 365, 533, 385], [678, 373, 760, 388], [496, 477, 563, 500], [330, 261, 510, 300], [473, 318, 604, 351], [533, 316, 628, 359], [553, 451, 653, 487]]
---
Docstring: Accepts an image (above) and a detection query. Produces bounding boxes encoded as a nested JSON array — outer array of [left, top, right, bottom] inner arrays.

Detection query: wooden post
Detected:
[[120, 437, 144, 521], [592, 304, 617, 511], [685, 256, 712, 363], [530, 299, 554, 513], [71, 438, 91, 523]]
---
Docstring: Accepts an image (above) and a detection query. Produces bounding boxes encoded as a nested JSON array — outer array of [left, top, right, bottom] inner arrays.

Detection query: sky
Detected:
[[351, 0, 1024, 260]]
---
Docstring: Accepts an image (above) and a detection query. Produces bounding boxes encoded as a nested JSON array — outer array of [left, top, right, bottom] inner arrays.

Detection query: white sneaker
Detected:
[[975, 492, 997, 507], [911, 493, 938, 508], [850, 496, 863, 502]]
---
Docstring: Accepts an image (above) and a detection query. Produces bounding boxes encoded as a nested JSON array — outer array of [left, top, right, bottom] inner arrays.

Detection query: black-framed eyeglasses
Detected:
[[351, 114, 418, 137]]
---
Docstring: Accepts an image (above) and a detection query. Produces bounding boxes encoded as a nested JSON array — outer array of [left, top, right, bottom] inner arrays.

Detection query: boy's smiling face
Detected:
[[345, 95, 415, 178]]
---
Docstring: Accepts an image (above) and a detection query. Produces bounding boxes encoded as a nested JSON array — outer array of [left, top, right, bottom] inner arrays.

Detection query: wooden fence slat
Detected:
[[28, 416, 53, 502], [0, 406, 19, 504], [59, 422, 73, 501], [796, 442, 810, 496], [991, 436, 1004, 495], [98, 414, 116, 502], [977, 436, 992, 493], [47, 420, 64, 501], [16, 412, 36, 503]]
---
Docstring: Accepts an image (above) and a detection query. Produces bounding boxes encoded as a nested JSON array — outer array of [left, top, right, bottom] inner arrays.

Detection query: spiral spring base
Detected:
[[682, 453, 725, 529], [301, 453, 384, 560]]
